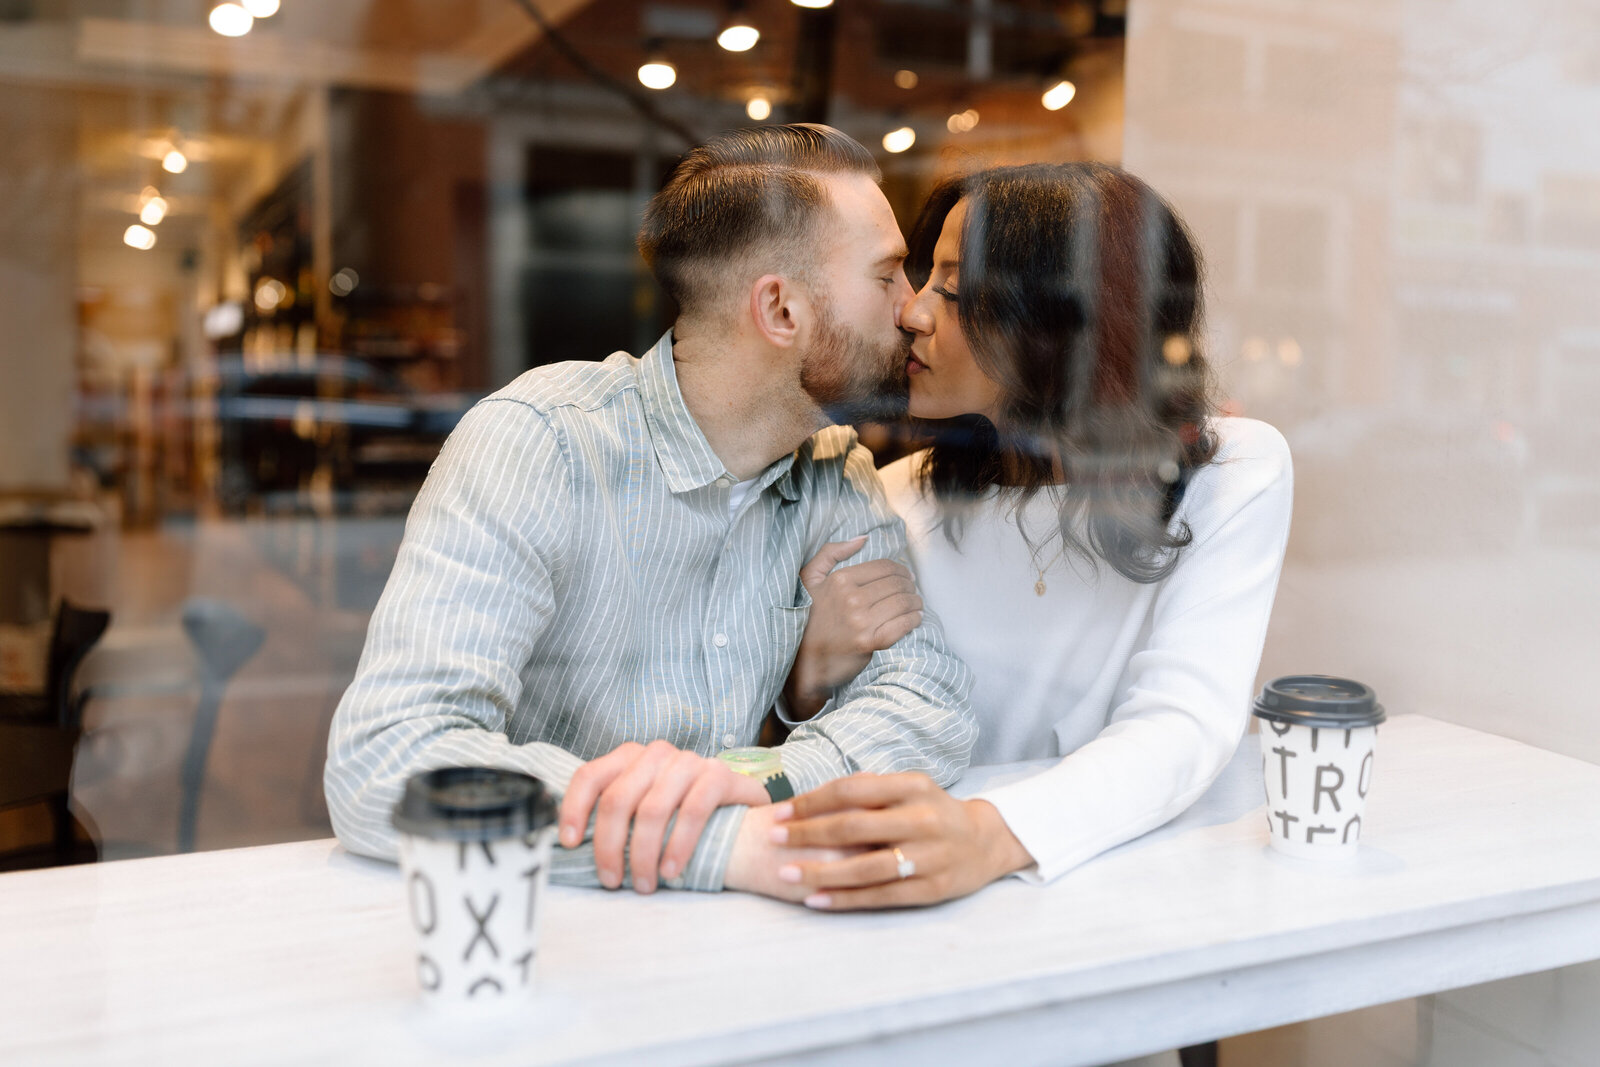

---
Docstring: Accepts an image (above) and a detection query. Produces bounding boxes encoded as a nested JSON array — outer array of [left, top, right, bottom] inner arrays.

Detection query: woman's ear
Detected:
[[748, 274, 807, 349]]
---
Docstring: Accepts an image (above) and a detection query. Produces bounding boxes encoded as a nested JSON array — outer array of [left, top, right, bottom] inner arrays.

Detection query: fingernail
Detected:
[[634, 878, 651, 894], [660, 860, 679, 879], [599, 869, 618, 888], [772, 802, 794, 821], [559, 826, 578, 848], [804, 893, 832, 909], [778, 864, 801, 883], [768, 825, 789, 844]]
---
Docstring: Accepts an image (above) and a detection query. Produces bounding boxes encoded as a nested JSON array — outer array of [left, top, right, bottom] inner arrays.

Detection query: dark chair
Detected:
[[176, 598, 266, 853], [0, 600, 111, 870]]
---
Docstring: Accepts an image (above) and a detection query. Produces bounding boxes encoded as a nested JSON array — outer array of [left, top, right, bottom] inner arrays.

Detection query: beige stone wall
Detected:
[[1125, 0, 1600, 761], [1123, 3, 1600, 1064]]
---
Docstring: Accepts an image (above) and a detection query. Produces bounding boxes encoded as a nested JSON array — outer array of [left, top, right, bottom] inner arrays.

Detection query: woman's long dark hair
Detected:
[[908, 163, 1219, 583]]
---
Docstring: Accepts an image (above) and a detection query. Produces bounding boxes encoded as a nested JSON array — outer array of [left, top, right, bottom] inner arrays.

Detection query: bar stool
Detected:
[[176, 598, 266, 853]]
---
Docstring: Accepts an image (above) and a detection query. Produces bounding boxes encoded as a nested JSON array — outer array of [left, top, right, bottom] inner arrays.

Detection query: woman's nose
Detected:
[[899, 284, 935, 336]]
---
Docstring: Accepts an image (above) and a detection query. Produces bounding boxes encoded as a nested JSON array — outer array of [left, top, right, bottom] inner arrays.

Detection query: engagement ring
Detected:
[[892, 846, 915, 880]]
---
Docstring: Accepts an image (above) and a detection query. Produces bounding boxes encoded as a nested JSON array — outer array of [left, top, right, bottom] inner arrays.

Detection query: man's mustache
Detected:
[[818, 340, 912, 424]]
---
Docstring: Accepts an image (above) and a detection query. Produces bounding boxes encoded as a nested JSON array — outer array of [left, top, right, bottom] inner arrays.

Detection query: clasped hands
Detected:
[[561, 740, 1031, 908], [556, 738, 851, 901]]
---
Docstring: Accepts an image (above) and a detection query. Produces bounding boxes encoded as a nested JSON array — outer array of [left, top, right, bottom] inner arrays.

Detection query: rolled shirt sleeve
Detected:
[[776, 434, 977, 795]]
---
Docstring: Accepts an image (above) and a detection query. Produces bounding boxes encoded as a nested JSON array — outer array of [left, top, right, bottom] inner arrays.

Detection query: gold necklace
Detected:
[[1030, 539, 1067, 596]]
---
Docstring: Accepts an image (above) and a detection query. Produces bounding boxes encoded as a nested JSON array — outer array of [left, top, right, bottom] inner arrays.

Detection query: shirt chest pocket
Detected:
[[762, 585, 813, 710]]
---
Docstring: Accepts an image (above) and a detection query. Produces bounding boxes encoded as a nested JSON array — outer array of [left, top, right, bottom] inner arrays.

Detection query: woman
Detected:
[[771, 163, 1293, 909]]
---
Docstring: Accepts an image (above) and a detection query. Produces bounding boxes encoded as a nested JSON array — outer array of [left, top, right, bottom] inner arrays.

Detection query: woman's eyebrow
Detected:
[[936, 258, 960, 271]]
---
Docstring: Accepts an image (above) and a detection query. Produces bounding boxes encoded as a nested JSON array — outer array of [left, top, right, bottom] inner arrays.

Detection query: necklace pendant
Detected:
[[1034, 578, 1047, 597]]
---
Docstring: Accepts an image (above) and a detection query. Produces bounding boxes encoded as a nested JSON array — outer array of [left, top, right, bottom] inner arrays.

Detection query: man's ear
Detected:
[[748, 274, 808, 349]]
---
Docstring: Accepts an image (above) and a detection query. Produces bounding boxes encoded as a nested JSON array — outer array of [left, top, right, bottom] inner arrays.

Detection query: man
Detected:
[[324, 124, 974, 898]]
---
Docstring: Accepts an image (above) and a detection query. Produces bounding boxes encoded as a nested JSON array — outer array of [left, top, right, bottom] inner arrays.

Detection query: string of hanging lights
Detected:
[[480, 0, 1100, 160]]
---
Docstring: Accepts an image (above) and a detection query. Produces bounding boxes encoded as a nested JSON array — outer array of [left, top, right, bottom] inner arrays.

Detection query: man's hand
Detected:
[[723, 803, 857, 903], [764, 773, 1035, 909], [784, 537, 923, 719], [559, 740, 769, 893]]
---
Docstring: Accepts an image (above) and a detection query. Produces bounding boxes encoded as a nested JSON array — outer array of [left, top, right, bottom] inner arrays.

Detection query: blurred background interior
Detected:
[[2, 1, 1598, 1064]]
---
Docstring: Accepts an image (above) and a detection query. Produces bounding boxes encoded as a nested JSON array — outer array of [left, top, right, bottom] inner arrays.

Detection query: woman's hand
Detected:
[[783, 537, 923, 720], [723, 803, 860, 903], [765, 773, 1036, 909]]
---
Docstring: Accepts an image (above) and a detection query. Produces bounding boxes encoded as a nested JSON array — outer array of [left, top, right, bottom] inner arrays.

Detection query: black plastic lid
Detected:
[[1252, 675, 1386, 729], [391, 767, 557, 842]]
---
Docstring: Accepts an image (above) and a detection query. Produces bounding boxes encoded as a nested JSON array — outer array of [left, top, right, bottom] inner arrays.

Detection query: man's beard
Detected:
[[799, 308, 912, 425]]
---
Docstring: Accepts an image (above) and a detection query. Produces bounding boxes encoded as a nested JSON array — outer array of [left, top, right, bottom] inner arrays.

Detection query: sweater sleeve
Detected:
[[976, 422, 1294, 884]]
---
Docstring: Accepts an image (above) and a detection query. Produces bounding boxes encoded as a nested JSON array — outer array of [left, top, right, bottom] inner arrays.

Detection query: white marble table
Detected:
[[5, 714, 1600, 1066]]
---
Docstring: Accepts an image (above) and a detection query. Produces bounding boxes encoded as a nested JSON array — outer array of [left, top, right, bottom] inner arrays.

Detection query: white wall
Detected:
[[1125, 0, 1600, 761], [1122, 2, 1600, 1063]]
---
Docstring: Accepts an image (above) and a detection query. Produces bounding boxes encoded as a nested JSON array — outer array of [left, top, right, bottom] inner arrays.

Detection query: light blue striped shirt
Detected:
[[325, 332, 975, 890]]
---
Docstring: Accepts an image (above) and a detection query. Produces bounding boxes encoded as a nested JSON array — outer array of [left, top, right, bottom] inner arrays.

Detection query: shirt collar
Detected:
[[771, 464, 800, 502], [639, 331, 727, 493], [639, 330, 801, 501]]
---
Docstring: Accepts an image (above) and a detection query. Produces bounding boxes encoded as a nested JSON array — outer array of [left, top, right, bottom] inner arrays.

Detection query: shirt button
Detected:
[[712, 633, 728, 648], [717, 475, 735, 487], [722, 733, 736, 748]]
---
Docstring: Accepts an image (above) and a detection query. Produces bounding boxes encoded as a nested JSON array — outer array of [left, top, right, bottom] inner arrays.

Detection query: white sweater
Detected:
[[878, 417, 1293, 884]]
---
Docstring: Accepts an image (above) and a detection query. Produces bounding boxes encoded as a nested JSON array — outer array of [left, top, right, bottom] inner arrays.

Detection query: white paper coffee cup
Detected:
[[1253, 676, 1385, 861], [393, 768, 558, 1008]]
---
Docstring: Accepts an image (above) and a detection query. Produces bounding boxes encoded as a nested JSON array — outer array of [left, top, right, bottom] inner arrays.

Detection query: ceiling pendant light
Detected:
[[790, 0, 833, 9], [241, 0, 280, 16], [946, 108, 980, 133], [882, 126, 916, 154], [123, 224, 157, 250], [746, 94, 773, 121], [139, 193, 169, 226], [208, 2, 253, 37], [638, 41, 677, 90], [717, 4, 759, 52], [1042, 79, 1077, 111]]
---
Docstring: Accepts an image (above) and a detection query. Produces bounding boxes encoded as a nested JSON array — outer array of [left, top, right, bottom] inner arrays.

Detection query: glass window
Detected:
[[0, 0, 1126, 864]]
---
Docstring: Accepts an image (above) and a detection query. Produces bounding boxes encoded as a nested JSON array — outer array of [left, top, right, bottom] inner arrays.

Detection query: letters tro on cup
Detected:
[[1252, 676, 1386, 860]]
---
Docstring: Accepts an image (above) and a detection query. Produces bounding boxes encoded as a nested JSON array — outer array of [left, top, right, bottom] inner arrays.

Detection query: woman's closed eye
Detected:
[[932, 283, 960, 303]]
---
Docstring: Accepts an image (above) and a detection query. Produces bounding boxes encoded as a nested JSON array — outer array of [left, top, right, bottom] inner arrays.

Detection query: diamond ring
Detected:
[[892, 846, 915, 880]]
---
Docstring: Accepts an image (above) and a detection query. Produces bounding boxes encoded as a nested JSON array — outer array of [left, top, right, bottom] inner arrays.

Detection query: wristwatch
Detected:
[[717, 747, 795, 802]]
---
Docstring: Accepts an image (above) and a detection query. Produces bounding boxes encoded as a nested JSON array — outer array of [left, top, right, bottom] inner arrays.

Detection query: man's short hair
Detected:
[[638, 124, 881, 319]]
